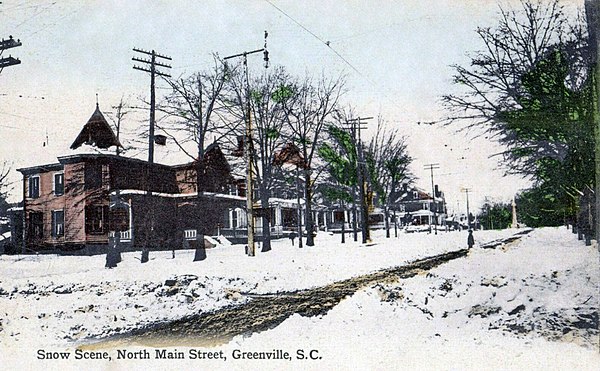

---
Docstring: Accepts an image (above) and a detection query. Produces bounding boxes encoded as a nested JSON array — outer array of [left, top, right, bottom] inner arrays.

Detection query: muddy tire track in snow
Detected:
[[85, 232, 532, 349]]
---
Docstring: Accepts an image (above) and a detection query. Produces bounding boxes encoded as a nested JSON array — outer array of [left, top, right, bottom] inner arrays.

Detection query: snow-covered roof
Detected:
[[70, 104, 122, 150]]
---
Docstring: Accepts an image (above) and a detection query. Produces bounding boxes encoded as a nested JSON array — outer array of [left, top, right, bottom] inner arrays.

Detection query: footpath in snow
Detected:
[[0, 227, 598, 370]]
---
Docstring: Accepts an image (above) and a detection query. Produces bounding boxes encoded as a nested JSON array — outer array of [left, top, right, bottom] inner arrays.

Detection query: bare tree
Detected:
[[156, 55, 240, 261], [282, 73, 346, 246], [158, 55, 239, 162], [105, 95, 132, 156], [249, 68, 295, 252], [366, 118, 413, 238], [0, 161, 11, 215]]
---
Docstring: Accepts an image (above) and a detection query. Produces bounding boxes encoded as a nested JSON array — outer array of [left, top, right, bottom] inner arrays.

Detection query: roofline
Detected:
[[16, 163, 63, 175], [57, 153, 173, 169], [171, 161, 197, 169]]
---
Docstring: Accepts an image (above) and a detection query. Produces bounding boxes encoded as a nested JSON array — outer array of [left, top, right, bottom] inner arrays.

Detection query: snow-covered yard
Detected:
[[0, 227, 598, 370]]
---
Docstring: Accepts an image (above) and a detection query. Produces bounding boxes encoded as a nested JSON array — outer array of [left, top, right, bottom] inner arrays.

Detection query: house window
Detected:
[[28, 176, 40, 198], [412, 191, 418, 199], [52, 210, 64, 237], [85, 163, 102, 190], [231, 208, 239, 228], [86, 205, 108, 234], [29, 212, 43, 239], [54, 172, 64, 195], [422, 202, 429, 210]]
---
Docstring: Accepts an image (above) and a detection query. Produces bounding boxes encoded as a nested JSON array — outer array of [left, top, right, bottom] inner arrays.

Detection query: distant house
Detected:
[[391, 184, 446, 227], [12, 105, 291, 253]]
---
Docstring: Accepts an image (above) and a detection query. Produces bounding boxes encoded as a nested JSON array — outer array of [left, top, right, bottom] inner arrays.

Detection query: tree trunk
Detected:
[[393, 209, 398, 238], [195, 158, 207, 261], [384, 206, 390, 238], [352, 186, 358, 242], [304, 168, 315, 246], [260, 186, 272, 252], [341, 201, 346, 244], [106, 233, 120, 268], [296, 166, 303, 248], [194, 232, 207, 261]]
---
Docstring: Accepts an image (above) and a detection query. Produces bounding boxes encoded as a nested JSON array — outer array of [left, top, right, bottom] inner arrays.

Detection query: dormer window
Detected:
[[28, 175, 40, 198], [54, 172, 64, 195]]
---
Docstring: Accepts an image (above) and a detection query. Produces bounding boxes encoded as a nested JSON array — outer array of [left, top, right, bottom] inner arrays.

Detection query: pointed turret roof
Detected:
[[70, 104, 122, 150]]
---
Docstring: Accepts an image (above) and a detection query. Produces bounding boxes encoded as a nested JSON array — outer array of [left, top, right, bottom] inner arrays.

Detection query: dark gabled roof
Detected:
[[273, 142, 308, 168], [70, 104, 122, 150], [171, 142, 229, 170]]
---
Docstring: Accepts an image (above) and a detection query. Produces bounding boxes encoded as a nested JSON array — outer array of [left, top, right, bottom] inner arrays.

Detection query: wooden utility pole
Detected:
[[132, 48, 171, 262], [424, 163, 440, 235], [461, 188, 472, 230], [345, 116, 372, 244], [223, 31, 269, 257], [133, 48, 172, 163]]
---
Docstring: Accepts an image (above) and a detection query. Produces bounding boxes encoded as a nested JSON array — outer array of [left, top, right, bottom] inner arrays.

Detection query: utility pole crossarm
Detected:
[[347, 116, 374, 121], [132, 48, 172, 60], [223, 48, 264, 61], [0, 56, 21, 68], [132, 57, 172, 69], [0, 36, 22, 50], [0, 35, 22, 74], [133, 65, 171, 77]]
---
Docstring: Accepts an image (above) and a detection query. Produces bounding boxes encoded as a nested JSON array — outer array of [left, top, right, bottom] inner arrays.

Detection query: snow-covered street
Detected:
[[0, 227, 598, 370]]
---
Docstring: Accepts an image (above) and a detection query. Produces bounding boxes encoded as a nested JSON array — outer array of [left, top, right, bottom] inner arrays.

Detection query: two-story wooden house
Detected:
[[391, 184, 447, 226], [17, 105, 318, 253]]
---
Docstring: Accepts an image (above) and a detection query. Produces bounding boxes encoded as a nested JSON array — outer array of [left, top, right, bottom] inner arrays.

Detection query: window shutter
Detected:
[[84, 206, 91, 233], [51, 211, 56, 237]]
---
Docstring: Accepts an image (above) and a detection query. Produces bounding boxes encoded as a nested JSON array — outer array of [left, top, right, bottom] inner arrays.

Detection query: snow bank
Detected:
[[1, 227, 598, 370]]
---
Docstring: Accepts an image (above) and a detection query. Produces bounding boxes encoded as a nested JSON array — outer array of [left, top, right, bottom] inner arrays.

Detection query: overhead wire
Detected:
[[263, 0, 375, 86]]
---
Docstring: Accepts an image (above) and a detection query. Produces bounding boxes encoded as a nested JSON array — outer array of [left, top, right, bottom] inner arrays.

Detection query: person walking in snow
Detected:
[[467, 229, 475, 249]]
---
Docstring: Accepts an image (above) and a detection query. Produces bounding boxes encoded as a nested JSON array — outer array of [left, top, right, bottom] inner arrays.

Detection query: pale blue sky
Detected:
[[0, 0, 584, 210]]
